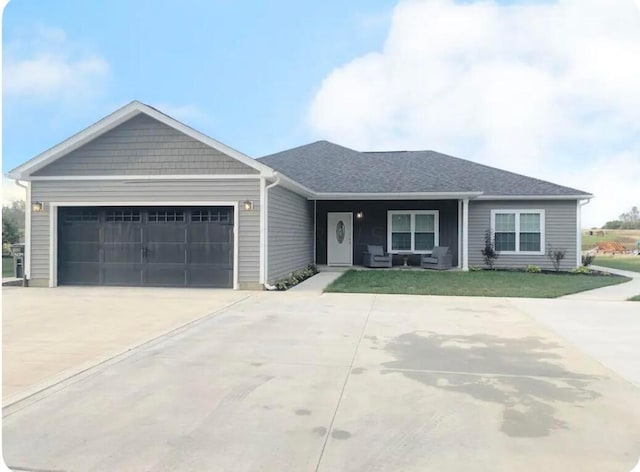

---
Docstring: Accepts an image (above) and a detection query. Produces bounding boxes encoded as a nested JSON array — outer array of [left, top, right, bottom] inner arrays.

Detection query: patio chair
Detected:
[[421, 246, 453, 270], [362, 245, 392, 268]]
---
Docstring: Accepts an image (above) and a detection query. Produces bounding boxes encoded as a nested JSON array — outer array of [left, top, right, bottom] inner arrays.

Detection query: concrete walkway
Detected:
[[2, 277, 22, 286], [286, 272, 343, 294], [560, 265, 640, 301]]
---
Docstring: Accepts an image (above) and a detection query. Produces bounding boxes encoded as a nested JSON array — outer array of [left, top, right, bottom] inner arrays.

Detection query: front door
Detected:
[[327, 212, 353, 266]]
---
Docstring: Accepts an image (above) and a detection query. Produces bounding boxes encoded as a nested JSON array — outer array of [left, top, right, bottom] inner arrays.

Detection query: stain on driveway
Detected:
[[381, 332, 601, 437]]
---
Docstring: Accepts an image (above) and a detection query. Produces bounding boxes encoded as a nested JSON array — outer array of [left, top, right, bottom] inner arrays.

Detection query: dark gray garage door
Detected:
[[58, 207, 234, 288]]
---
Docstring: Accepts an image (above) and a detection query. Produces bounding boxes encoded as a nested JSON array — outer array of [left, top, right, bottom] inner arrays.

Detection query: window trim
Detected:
[[490, 209, 545, 255], [387, 210, 439, 254]]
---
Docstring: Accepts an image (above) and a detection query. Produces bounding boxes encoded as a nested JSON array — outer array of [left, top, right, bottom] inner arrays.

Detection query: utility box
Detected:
[[9, 243, 25, 279]]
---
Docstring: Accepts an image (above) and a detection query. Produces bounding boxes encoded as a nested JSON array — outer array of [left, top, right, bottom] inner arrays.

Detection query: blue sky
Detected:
[[3, 0, 394, 168], [3, 0, 640, 226]]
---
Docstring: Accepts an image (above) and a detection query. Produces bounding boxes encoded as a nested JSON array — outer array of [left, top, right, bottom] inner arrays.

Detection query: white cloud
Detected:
[[2, 178, 26, 206], [4, 26, 110, 103], [309, 0, 640, 227]]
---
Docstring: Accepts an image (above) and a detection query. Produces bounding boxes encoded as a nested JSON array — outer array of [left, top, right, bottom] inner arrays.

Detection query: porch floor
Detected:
[[317, 265, 463, 272]]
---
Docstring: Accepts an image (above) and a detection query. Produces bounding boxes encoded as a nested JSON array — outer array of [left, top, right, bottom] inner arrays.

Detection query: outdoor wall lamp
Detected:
[[32, 201, 45, 212], [243, 200, 254, 211], [356, 211, 364, 221]]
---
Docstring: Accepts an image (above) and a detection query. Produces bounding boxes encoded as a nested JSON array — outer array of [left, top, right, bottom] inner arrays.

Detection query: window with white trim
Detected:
[[388, 210, 439, 253], [491, 210, 545, 254]]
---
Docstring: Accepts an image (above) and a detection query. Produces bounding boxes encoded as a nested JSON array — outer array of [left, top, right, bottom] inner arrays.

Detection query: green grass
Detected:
[[593, 255, 640, 273], [325, 270, 630, 298], [2, 256, 14, 278], [628, 295, 640, 302]]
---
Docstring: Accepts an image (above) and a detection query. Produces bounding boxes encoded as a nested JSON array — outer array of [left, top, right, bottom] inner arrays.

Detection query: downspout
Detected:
[[13, 179, 29, 286], [263, 173, 281, 290], [577, 198, 592, 267]]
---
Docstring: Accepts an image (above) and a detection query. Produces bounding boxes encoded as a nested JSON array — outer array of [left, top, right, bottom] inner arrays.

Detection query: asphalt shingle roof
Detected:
[[258, 140, 590, 196]]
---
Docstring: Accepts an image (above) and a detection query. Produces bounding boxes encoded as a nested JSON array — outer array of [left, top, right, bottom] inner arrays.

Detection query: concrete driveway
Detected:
[[2, 286, 248, 403], [3, 290, 640, 471]]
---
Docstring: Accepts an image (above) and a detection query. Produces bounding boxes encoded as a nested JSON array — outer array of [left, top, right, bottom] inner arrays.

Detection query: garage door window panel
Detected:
[[148, 210, 185, 222]]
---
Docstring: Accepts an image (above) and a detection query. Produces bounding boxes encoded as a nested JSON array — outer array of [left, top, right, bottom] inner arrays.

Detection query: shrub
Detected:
[[273, 264, 318, 290], [581, 254, 595, 267], [481, 229, 499, 270], [524, 265, 542, 273], [547, 246, 567, 272], [571, 266, 591, 275], [469, 265, 484, 272]]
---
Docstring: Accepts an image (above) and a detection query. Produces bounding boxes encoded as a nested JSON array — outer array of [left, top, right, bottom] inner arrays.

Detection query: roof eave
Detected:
[[310, 191, 484, 200], [475, 194, 594, 200]]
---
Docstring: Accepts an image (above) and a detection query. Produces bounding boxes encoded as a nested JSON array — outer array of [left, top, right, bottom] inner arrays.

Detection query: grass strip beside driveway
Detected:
[[325, 270, 630, 298], [593, 255, 640, 273], [628, 295, 640, 301]]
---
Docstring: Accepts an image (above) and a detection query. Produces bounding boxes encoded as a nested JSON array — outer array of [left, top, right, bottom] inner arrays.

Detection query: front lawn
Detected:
[[628, 295, 640, 302], [325, 270, 630, 298], [593, 255, 640, 273]]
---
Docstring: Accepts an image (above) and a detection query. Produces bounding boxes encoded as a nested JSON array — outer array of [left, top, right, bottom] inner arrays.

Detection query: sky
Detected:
[[2, 0, 639, 227]]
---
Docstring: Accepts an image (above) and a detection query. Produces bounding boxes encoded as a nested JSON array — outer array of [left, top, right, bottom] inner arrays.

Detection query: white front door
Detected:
[[327, 212, 353, 266]]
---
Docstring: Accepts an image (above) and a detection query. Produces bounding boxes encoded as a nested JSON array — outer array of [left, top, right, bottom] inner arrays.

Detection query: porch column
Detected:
[[462, 198, 469, 271], [457, 200, 463, 269]]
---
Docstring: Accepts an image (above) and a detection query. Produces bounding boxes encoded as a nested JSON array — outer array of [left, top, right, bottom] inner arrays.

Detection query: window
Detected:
[[388, 211, 439, 253], [148, 210, 185, 222], [64, 209, 98, 223], [491, 210, 545, 254], [191, 209, 232, 223], [105, 210, 141, 223]]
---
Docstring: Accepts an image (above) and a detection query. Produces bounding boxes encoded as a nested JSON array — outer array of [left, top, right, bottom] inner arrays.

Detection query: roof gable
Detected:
[[9, 101, 273, 179], [32, 113, 259, 177]]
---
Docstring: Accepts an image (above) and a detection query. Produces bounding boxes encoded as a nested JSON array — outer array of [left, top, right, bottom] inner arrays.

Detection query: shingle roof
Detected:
[[258, 140, 591, 196]]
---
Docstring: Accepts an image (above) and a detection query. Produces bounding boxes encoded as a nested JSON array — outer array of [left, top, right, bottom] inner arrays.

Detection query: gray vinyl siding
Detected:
[[468, 200, 578, 270], [29, 179, 261, 286], [267, 186, 313, 283], [33, 114, 258, 176]]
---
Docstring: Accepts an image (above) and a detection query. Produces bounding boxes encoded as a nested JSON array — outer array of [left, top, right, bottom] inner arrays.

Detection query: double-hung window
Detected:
[[388, 210, 439, 253], [491, 210, 545, 254]]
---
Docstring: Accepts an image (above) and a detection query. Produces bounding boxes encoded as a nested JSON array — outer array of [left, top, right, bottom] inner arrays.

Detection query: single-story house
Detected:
[[8, 101, 593, 289]]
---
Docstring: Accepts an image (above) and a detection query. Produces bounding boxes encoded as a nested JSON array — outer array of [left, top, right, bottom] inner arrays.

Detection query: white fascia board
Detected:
[[8, 100, 276, 179], [27, 174, 262, 182], [476, 194, 594, 200], [271, 172, 316, 198], [311, 191, 483, 200]]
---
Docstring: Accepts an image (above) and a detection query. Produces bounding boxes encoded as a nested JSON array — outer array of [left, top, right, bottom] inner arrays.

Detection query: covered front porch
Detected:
[[313, 198, 471, 270]]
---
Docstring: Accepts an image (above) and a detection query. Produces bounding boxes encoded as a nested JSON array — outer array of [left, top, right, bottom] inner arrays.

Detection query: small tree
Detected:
[[481, 229, 499, 269], [547, 246, 566, 272], [2, 218, 20, 245]]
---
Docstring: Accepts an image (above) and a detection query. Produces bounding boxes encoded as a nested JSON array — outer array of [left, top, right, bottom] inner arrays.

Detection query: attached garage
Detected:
[[58, 206, 234, 287], [8, 100, 315, 290]]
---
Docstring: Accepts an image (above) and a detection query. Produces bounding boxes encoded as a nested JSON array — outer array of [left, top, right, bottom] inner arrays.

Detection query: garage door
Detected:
[[58, 207, 234, 288]]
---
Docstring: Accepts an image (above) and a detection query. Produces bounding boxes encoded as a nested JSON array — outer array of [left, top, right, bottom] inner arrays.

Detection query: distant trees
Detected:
[[2, 201, 25, 245], [603, 206, 640, 229]]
